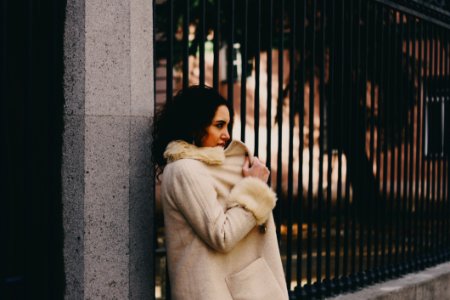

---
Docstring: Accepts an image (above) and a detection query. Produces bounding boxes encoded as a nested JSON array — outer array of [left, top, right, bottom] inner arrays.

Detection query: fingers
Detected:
[[242, 156, 250, 177], [242, 156, 270, 182], [243, 156, 250, 168], [252, 157, 263, 167]]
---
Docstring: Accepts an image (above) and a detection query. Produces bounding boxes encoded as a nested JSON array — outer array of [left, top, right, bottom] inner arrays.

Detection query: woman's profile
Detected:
[[152, 85, 288, 300]]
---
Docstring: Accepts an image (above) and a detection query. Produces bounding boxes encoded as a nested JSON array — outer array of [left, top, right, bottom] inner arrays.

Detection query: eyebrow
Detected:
[[213, 120, 228, 124]]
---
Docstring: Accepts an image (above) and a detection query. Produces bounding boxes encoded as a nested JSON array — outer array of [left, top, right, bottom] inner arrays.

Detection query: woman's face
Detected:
[[200, 105, 231, 147]]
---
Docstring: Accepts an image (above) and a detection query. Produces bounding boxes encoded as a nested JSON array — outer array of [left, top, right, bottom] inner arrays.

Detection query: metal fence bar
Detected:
[[366, 1, 372, 282], [199, 0, 205, 85], [350, 0, 359, 283], [343, 0, 352, 285], [437, 26, 444, 262], [416, 19, 425, 269], [394, 10, 401, 273], [351, 0, 359, 285], [414, 22, 424, 270], [424, 24, 433, 267], [324, 0, 334, 290], [352, 0, 372, 287], [429, 23, 435, 263], [439, 26, 446, 256], [380, 6, 389, 273], [442, 29, 448, 258], [227, 0, 234, 106], [306, 0, 316, 291], [429, 22, 436, 263], [373, 3, 382, 278], [446, 30, 449, 256], [400, 12, 406, 271], [362, 0, 372, 281], [439, 28, 449, 255], [432, 22, 438, 263], [334, 0, 344, 289], [410, 17, 417, 268], [381, 8, 390, 276], [447, 35, 450, 255], [446, 143, 449, 255], [420, 21, 428, 267], [316, 0, 326, 294], [254, 0, 261, 156], [432, 24, 439, 264], [369, 4, 383, 282], [355, 0, 365, 282], [437, 26, 444, 260], [394, 12, 406, 276], [407, 14, 414, 269], [166, 0, 173, 100], [424, 20, 431, 267], [183, 0, 189, 88], [296, 0, 306, 294], [397, 11, 406, 272], [266, 0, 273, 177], [387, 8, 396, 274], [240, 0, 248, 142], [275, 0, 285, 246], [412, 17, 420, 269], [213, 0, 220, 90], [426, 27, 431, 259], [182, 0, 189, 88], [286, 0, 296, 290], [424, 22, 431, 266], [404, 16, 416, 272], [435, 24, 441, 263]]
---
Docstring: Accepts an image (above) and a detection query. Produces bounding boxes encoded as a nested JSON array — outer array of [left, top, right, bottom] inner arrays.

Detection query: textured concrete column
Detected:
[[63, 0, 154, 298]]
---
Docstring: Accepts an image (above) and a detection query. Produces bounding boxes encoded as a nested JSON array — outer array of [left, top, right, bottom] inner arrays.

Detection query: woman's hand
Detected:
[[242, 156, 270, 183]]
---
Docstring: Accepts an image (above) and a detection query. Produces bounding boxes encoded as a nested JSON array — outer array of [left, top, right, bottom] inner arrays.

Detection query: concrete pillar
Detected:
[[63, 0, 154, 298]]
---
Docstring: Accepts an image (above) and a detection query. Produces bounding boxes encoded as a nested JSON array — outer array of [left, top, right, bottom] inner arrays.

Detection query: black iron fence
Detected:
[[153, 0, 450, 298]]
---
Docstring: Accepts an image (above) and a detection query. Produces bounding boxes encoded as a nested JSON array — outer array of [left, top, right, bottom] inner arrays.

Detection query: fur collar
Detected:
[[164, 140, 252, 165], [164, 140, 225, 165]]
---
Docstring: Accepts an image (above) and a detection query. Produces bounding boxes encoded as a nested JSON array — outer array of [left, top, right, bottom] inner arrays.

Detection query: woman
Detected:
[[153, 85, 288, 300]]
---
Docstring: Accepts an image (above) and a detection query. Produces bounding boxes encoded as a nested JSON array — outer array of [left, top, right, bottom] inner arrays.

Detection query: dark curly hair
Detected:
[[152, 85, 234, 177]]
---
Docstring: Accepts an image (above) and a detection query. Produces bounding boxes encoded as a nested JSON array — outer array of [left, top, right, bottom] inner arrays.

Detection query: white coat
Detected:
[[161, 140, 289, 300]]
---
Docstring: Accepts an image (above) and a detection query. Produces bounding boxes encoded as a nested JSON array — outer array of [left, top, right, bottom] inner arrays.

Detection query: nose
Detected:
[[222, 129, 230, 141]]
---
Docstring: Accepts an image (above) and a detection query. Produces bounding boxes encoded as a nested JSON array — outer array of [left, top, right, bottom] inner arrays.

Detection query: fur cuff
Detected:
[[229, 177, 277, 225]]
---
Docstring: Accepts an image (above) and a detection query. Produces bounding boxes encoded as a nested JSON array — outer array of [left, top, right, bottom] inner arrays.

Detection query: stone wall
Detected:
[[63, 0, 154, 298]]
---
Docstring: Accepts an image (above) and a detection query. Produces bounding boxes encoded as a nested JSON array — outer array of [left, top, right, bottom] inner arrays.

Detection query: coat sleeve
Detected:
[[164, 159, 273, 253], [228, 176, 277, 225]]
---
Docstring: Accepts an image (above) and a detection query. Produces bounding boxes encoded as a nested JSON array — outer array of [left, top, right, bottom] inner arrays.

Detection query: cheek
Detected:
[[206, 133, 218, 143], [215, 129, 223, 140], [207, 127, 218, 137], [201, 130, 221, 146]]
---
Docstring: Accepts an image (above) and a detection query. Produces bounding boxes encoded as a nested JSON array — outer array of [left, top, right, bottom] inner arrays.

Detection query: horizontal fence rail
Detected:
[[153, 0, 450, 298]]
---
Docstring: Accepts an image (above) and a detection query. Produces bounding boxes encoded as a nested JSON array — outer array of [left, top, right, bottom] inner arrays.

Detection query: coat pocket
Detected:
[[225, 257, 286, 300]]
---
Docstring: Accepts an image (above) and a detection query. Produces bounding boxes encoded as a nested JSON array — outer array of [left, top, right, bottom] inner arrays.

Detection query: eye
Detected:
[[215, 121, 226, 129]]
